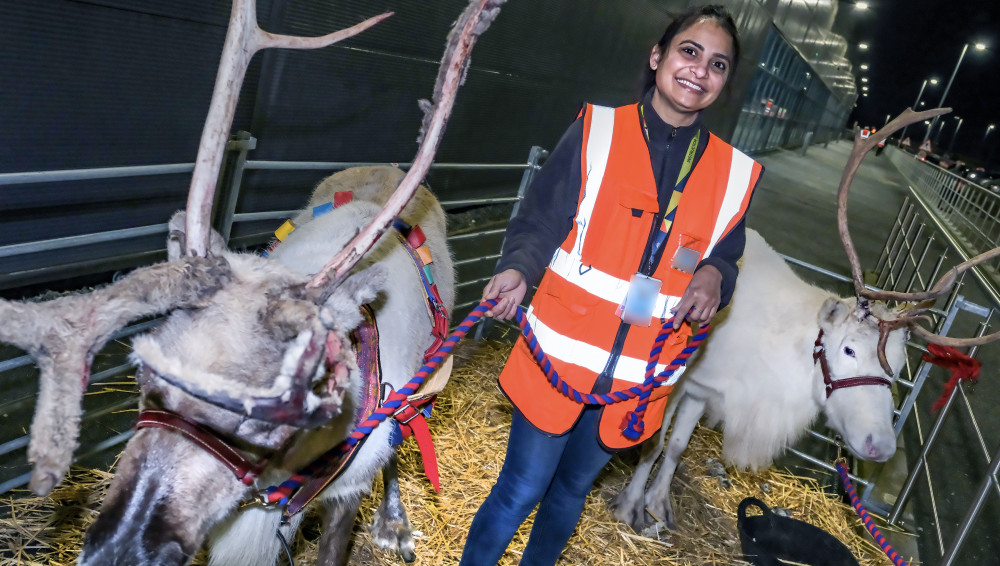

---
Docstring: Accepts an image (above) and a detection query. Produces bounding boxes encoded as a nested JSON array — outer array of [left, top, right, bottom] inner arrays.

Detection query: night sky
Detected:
[[843, 0, 1000, 166]]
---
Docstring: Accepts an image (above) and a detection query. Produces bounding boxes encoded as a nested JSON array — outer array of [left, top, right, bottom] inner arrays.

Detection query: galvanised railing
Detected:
[[888, 148, 1000, 286]]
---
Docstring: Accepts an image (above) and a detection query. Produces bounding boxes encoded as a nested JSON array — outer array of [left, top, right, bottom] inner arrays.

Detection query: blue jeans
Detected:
[[459, 406, 613, 566]]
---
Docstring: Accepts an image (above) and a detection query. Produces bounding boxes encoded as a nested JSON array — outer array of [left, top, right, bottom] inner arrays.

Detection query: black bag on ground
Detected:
[[736, 496, 860, 566]]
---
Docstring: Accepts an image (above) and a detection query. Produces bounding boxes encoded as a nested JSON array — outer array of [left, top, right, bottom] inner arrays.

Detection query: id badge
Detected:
[[615, 273, 662, 327], [671, 245, 701, 274]]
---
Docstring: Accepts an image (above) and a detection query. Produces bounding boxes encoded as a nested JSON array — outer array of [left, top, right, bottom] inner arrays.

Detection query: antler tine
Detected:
[[838, 107, 951, 299], [307, 0, 507, 289], [185, 0, 393, 257], [911, 325, 1000, 348], [0, 257, 231, 495]]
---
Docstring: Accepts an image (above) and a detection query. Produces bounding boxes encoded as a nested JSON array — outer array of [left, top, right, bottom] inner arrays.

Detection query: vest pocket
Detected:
[[579, 188, 655, 274]]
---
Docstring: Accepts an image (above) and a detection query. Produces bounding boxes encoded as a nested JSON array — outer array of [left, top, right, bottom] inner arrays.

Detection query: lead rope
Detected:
[[513, 303, 707, 438], [835, 459, 912, 566], [263, 300, 707, 508]]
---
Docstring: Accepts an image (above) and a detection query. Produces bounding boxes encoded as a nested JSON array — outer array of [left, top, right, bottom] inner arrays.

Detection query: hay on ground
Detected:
[[1, 338, 914, 565]]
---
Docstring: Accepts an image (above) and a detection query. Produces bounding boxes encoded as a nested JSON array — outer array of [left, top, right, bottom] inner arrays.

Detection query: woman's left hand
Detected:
[[671, 264, 722, 330]]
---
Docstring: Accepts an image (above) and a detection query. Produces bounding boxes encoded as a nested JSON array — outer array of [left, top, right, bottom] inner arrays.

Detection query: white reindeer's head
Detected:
[[828, 107, 1000, 461], [814, 297, 906, 462]]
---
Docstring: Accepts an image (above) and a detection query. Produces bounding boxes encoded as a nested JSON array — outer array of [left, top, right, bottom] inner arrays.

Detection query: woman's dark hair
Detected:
[[639, 5, 741, 96]]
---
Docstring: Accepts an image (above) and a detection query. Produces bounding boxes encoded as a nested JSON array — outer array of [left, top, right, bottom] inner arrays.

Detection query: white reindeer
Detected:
[[611, 229, 905, 530], [613, 107, 1000, 532], [0, 1, 505, 564]]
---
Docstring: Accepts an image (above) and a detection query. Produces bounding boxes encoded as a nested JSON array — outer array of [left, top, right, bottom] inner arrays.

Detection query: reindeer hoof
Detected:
[[370, 517, 416, 562], [29, 470, 60, 497], [609, 491, 647, 532]]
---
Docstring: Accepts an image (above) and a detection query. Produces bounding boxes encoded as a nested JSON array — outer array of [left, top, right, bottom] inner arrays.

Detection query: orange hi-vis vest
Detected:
[[499, 103, 762, 449]]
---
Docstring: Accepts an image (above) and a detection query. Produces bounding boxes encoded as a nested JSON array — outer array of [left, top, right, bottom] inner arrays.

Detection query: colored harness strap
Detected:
[[393, 218, 450, 362], [390, 397, 441, 492], [275, 304, 383, 517], [136, 409, 267, 486]]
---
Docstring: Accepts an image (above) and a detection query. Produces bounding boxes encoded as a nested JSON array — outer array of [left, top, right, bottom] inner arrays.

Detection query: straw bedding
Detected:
[[1, 337, 911, 565]]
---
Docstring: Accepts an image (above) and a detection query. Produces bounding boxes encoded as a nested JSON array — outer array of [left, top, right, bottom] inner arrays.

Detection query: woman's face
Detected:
[[648, 18, 734, 126]]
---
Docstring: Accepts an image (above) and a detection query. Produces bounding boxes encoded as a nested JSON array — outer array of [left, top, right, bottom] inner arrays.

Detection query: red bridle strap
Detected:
[[813, 330, 892, 398], [136, 409, 267, 486]]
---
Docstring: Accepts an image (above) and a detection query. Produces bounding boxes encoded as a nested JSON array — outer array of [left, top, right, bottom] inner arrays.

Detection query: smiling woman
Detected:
[[459, 5, 764, 566], [648, 17, 736, 126]]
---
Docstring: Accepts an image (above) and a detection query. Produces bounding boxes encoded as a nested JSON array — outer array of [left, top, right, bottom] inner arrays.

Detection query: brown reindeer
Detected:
[[0, 1, 505, 564]]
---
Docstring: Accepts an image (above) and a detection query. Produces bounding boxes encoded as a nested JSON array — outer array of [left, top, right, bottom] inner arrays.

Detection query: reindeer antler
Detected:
[[837, 107, 950, 299], [0, 257, 231, 495], [837, 107, 1000, 371], [184, 0, 393, 257], [306, 0, 507, 288]]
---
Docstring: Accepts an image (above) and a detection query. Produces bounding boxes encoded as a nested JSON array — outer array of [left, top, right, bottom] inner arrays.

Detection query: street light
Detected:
[[947, 116, 963, 153], [899, 77, 938, 142], [986, 124, 996, 143], [923, 42, 988, 145]]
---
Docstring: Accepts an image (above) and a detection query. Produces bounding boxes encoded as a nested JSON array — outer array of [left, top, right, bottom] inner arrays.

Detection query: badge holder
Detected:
[[670, 245, 700, 274], [616, 273, 661, 327]]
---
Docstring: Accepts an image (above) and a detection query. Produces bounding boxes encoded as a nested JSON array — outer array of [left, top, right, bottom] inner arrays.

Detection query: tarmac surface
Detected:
[[749, 139, 1000, 566]]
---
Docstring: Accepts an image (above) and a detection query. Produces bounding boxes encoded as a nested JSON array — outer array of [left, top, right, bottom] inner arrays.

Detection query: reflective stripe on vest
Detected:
[[497, 102, 760, 445], [534, 105, 756, 374], [523, 304, 686, 385]]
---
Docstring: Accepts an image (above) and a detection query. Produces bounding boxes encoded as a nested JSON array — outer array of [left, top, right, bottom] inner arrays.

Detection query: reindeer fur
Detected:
[[611, 229, 906, 530], [73, 167, 453, 566]]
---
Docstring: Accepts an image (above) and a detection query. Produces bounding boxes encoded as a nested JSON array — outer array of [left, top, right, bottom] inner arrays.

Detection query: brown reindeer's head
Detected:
[[76, 220, 390, 564], [3, 1, 503, 562], [2, 0, 502, 502]]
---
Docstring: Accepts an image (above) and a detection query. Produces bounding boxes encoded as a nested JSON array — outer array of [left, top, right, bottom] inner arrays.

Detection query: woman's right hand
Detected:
[[482, 269, 527, 320]]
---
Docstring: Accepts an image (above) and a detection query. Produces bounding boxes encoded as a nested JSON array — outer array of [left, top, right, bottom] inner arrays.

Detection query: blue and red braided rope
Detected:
[[266, 300, 707, 504], [265, 302, 491, 505], [835, 460, 911, 566], [514, 304, 708, 439]]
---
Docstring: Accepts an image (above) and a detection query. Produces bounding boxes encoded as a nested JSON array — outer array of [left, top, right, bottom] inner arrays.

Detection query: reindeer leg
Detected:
[[370, 450, 416, 562], [610, 392, 683, 531], [315, 496, 363, 566], [644, 394, 706, 529]]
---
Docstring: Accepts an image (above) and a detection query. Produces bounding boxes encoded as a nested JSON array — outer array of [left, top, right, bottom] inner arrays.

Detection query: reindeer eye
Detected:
[[844, 346, 856, 358]]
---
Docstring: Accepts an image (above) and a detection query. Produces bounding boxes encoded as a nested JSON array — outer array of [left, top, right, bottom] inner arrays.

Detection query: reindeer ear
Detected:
[[319, 264, 388, 332], [819, 297, 851, 330], [167, 211, 227, 260]]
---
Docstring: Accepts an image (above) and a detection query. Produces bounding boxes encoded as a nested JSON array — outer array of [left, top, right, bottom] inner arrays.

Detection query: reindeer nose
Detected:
[[863, 433, 896, 462]]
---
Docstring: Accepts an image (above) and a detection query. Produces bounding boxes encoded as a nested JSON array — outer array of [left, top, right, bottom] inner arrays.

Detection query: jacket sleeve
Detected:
[[695, 165, 763, 309], [494, 117, 585, 287]]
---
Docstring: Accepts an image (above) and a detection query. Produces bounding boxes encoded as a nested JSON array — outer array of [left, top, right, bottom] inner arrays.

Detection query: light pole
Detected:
[[899, 77, 938, 143], [986, 124, 997, 168], [923, 42, 987, 146], [947, 116, 963, 153]]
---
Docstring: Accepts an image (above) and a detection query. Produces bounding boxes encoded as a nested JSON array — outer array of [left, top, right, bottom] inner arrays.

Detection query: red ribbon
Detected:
[[922, 344, 981, 411]]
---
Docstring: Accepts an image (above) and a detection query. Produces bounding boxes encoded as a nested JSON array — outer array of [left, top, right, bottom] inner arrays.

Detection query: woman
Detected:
[[461, 6, 763, 565]]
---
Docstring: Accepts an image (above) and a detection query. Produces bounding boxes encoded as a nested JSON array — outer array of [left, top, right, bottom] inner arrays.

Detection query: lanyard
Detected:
[[638, 104, 700, 274]]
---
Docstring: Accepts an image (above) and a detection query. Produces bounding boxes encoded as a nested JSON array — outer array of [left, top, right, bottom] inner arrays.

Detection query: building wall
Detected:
[[0, 0, 855, 294]]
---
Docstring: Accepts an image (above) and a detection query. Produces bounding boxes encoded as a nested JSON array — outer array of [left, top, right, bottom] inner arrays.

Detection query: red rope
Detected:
[[923, 344, 981, 411]]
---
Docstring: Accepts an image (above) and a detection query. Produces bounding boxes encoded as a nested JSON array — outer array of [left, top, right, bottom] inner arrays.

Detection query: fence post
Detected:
[[216, 131, 257, 244], [475, 145, 548, 340]]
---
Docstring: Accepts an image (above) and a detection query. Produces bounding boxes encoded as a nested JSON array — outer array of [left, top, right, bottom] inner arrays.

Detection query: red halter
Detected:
[[813, 330, 892, 398]]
